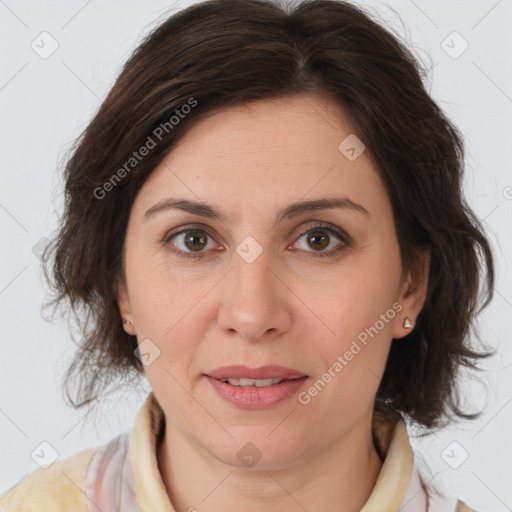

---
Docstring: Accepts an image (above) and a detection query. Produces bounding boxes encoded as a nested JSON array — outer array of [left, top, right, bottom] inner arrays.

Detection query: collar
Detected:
[[128, 392, 173, 512], [86, 392, 425, 511], [361, 402, 418, 511]]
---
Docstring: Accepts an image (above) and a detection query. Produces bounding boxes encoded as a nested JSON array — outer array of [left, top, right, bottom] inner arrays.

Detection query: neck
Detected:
[[157, 410, 384, 512]]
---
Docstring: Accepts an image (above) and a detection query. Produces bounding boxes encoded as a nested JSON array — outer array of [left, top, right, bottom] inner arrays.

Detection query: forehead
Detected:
[[172, 93, 356, 164], [133, 93, 389, 222]]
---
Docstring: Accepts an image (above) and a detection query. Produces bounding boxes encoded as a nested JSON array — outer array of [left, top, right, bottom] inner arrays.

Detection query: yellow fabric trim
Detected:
[[129, 392, 175, 512], [361, 417, 414, 511], [0, 446, 96, 511], [134, 393, 415, 512], [2, 392, 472, 512]]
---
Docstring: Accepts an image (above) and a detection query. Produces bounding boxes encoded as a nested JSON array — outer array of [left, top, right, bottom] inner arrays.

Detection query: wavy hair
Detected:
[[42, 0, 495, 429]]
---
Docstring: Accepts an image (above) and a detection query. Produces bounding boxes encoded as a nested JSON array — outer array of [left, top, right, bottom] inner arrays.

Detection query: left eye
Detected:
[[292, 225, 347, 256]]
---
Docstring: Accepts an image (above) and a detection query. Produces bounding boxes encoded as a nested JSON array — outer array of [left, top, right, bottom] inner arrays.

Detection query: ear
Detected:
[[392, 249, 430, 339], [115, 276, 136, 336]]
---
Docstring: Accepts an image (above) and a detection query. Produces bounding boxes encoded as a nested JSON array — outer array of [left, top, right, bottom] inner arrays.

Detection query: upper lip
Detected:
[[205, 365, 307, 380]]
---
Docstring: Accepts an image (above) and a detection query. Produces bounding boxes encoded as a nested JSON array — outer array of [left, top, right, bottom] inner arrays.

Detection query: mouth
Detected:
[[205, 364, 308, 382], [217, 377, 291, 387], [203, 365, 309, 409]]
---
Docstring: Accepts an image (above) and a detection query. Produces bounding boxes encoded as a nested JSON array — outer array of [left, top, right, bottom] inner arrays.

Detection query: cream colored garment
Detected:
[[0, 392, 477, 511]]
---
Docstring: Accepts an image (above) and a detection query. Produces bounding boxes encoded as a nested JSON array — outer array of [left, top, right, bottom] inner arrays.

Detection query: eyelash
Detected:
[[161, 222, 351, 260]]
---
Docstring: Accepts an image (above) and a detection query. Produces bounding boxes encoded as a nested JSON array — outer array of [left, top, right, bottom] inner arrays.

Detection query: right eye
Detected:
[[163, 226, 221, 259]]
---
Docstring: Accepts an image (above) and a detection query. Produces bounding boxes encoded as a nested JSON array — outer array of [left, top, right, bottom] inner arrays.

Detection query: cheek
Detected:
[[314, 258, 400, 341], [305, 256, 400, 402], [131, 280, 205, 407], [127, 249, 203, 325], [303, 310, 394, 432], [127, 272, 208, 377]]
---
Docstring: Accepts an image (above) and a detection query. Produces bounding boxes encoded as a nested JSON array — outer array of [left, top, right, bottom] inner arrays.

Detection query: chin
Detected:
[[204, 433, 305, 471]]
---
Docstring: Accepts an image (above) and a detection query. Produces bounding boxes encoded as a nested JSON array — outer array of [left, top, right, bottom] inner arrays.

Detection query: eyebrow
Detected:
[[143, 196, 370, 226]]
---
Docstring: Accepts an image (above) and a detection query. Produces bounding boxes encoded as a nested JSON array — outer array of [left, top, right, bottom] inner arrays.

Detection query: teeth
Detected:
[[221, 377, 284, 387]]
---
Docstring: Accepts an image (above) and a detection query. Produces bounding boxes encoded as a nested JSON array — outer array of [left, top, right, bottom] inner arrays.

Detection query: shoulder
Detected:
[[0, 446, 97, 512]]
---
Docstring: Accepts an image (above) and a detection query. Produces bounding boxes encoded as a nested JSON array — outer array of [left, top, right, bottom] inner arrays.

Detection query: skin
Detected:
[[116, 92, 430, 512]]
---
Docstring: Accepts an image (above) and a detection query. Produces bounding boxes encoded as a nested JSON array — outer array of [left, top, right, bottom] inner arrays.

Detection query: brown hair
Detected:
[[42, 0, 495, 429]]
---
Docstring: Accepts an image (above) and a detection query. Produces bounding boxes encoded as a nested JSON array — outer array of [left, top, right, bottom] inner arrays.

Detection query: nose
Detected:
[[217, 244, 292, 342]]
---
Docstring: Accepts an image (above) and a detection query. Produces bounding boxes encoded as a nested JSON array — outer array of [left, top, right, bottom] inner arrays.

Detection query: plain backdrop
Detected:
[[1, 0, 511, 509]]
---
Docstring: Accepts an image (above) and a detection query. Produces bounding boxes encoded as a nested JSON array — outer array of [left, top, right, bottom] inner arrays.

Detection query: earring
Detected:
[[403, 317, 413, 329], [123, 319, 131, 325]]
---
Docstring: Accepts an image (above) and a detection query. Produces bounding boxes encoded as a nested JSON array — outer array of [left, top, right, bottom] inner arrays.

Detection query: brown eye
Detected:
[[292, 223, 349, 257], [306, 230, 330, 251], [166, 228, 215, 258], [182, 230, 208, 252]]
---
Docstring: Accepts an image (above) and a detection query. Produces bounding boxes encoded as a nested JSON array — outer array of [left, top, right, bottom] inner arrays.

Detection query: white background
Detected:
[[0, 0, 511, 510]]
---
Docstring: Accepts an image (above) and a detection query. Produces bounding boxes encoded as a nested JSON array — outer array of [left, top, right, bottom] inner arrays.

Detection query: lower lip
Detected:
[[205, 376, 308, 410]]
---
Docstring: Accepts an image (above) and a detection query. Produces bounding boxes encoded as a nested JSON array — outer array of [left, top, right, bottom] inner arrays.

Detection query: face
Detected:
[[117, 93, 428, 469]]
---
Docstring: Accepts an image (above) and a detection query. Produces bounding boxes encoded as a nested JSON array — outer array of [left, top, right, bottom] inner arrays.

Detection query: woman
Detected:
[[0, 0, 494, 510]]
